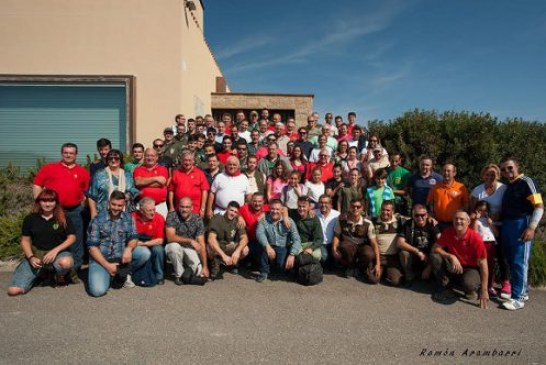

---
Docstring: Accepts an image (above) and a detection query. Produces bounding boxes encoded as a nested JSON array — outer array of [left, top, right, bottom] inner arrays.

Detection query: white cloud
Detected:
[[225, 2, 409, 74], [215, 35, 275, 60]]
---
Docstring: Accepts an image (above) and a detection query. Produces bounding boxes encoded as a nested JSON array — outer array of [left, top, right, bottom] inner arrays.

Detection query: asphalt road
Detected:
[[1, 271, 545, 365]]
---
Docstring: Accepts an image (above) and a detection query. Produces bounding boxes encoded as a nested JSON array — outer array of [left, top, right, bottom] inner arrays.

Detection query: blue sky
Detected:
[[204, 0, 546, 123]]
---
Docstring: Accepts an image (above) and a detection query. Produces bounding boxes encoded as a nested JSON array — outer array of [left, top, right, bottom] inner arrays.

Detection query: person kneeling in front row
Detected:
[[255, 200, 302, 283], [431, 210, 489, 309], [87, 191, 150, 297], [165, 197, 209, 285], [8, 189, 75, 296], [207, 201, 249, 280]]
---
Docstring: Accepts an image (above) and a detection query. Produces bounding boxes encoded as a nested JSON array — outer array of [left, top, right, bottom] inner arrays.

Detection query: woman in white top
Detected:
[[470, 164, 507, 223]]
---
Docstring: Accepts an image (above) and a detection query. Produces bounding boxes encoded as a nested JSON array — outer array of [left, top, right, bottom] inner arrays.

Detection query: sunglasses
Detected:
[[414, 213, 427, 218], [501, 166, 515, 172], [153, 144, 164, 148], [299, 131, 307, 134], [107, 156, 120, 161]]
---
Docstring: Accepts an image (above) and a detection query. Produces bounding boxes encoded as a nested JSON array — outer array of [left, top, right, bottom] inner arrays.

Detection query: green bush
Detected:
[[0, 213, 26, 259], [369, 109, 546, 189]]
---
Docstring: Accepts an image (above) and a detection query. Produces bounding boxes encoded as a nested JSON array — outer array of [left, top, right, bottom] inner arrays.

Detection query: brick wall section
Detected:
[[211, 93, 313, 127]]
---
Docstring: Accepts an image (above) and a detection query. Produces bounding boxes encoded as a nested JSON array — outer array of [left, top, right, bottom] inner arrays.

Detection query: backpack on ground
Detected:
[[296, 253, 323, 286]]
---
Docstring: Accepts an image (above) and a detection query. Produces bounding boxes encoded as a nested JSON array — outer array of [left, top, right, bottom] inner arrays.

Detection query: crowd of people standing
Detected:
[[7, 109, 543, 311]]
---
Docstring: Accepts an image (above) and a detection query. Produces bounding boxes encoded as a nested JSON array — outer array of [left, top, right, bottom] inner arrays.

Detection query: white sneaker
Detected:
[[502, 299, 524, 311], [124, 274, 136, 288]]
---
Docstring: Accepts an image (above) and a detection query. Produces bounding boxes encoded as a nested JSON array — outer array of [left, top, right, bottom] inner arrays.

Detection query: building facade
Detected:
[[0, 0, 225, 167], [0, 0, 313, 169]]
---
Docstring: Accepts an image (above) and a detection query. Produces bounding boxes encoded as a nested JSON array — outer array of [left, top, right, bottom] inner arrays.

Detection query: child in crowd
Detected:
[[364, 168, 394, 219], [325, 164, 347, 210], [281, 171, 308, 209], [305, 166, 325, 206], [266, 160, 290, 201], [471, 200, 499, 297], [337, 168, 366, 213]]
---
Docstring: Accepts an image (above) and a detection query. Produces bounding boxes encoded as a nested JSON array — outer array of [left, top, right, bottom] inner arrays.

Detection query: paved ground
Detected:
[[1, 271, 545, 365]]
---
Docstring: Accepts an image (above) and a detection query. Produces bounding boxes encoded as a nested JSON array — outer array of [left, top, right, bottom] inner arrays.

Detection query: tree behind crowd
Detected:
[[369, 109, 546, 190]]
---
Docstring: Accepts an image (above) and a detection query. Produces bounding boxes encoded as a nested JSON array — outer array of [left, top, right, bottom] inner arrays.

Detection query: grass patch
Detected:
[[530, 239, 546, 287]]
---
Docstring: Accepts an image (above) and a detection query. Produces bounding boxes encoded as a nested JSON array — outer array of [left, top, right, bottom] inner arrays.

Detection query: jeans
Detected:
[[320, 244, 335, 269], [65, 206, 84, 269], [88, 246, 151, 297], [9, 251, 73, 292], [147, 245, 165, 281], [257, 244, 288, 277]]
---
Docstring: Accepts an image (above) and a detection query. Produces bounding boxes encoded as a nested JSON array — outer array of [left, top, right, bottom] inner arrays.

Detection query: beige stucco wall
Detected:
[[212, 93, 314, 126], [0, 0, 224, 146]]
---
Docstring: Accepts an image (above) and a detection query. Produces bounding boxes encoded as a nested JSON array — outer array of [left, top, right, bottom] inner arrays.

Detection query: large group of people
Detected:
[[7, 109, 543, 311]]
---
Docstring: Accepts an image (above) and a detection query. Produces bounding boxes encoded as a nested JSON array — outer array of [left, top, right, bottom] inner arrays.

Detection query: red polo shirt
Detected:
[[239, 204, 270, 241], [131, 211, 165, 239], [305, 162, 334, 182], [34, 162, 90, 208], [436, 227, 487, 268], [168, 166, 209, 214], [133, 164, 169, 204]]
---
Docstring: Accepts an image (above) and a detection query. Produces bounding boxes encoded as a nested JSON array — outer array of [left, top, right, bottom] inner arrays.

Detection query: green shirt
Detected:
[[337, 185, 364, 213], [288, 210, 323, 250], [387, 166, 410, 191], [208, 213, 246, 245], [367, 186, 395, 218], [124, 161, 142, 174]]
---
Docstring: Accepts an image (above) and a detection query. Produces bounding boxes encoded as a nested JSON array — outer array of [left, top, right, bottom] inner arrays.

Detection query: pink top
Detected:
[[290, 161, 307, 175], [267, 177, 288, 200]]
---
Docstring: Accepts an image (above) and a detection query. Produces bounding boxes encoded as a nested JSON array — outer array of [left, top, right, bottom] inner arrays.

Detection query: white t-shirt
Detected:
[[315, 209, 341, 245], [281, 184, 308, 209], [309, 146, 333, 162], [211, 173, 249, 209], [305, 181, 325, 203], [471, 182, 506, 218], [239, 131, 252, 143], [476, 217, 497, 243]]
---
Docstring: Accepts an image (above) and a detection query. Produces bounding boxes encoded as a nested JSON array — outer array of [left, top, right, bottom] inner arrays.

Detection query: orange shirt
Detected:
[[426, 180, 469, 222]]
